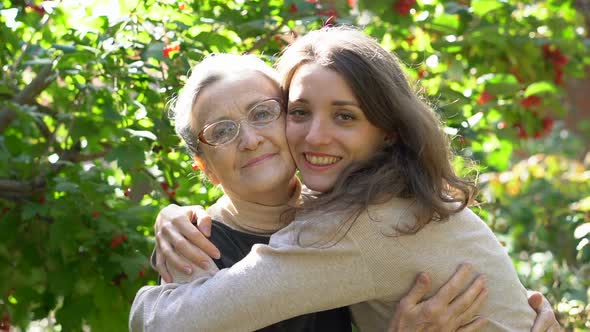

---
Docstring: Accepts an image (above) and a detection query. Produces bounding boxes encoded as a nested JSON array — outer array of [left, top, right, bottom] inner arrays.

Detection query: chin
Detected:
[[302, 176, 336, 193]]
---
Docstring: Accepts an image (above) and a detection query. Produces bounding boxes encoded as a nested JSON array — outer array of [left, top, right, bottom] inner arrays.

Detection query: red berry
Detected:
[[160, 182, 169, 191], [542, 44, 553, 58], [178, 2, 186, 10], [417, 69, 428, 79], [289, 3, 298, 13], [348, 0, 357, 7], [393, 0, 415, 15], [168, 190, 176, 198], [514, 124, 529, 139], [110, 234, 126, 249], [163, 44, 180, 58], [192, 164, 199, 170], [39, 195, 46, 205], [544, 118, 554, 130], [92, 211, 100, 219], [26, 4, 45, 16], [542, 116, 554, 131], [520, 95, 542, 109], [317, 9, 338, 17], [124, 188, 131, 197], [552, 53, 569, 66], [138, 269, 146, 278], [477, 91, 494, 105], [0, 312, 10, 331]]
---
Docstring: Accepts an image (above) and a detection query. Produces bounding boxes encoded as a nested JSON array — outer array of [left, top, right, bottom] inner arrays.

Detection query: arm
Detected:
[[131, 231, 376, 331]]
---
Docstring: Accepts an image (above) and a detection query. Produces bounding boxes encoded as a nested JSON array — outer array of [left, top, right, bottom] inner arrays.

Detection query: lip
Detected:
[[301, 152, 341, 171], [242, 153, 277, 168]]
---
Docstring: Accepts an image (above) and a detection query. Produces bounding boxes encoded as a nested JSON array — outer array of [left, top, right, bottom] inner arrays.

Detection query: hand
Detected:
[[528, 291, 562, 332], [388, 264, 488, 332], [154, 204, 221, 283]]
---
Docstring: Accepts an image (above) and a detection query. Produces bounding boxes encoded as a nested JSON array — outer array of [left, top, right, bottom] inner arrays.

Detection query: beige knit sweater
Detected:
[[130, 196, 535, 331]]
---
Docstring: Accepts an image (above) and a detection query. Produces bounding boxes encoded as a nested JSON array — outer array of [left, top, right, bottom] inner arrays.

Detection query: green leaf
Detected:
[[126, 129, 157, 141], [472, 0, 504, 16], [106, 144, 145, 171], [55, 181, 79, 193], [524, 81, 557, 97]]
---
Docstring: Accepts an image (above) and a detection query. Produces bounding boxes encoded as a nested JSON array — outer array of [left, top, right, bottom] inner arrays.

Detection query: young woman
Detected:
[[131, 27, 559, 331]]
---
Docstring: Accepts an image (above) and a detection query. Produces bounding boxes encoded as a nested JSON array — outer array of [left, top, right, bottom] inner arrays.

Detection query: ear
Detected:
[[193, 156, 220, 185]]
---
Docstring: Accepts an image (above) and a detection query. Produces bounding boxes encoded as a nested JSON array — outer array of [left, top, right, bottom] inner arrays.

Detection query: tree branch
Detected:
[[0, 65, 56, 133], [244, 22, 286, 54]]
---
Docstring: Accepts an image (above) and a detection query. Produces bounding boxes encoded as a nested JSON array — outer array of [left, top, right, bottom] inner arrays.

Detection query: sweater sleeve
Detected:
[[129, 225, 375, 332]]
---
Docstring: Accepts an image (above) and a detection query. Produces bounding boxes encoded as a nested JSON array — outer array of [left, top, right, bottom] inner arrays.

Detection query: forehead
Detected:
[[194, 71, 281, 128], [288, 63, 355, 101]]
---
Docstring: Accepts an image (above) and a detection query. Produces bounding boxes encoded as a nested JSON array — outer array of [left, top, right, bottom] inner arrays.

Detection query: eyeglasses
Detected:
[[197, 98, 283, 147]]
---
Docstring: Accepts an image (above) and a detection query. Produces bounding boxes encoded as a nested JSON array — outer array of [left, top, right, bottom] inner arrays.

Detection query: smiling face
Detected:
[[286, 63, 387, 193], [194, 70, 297, 204]]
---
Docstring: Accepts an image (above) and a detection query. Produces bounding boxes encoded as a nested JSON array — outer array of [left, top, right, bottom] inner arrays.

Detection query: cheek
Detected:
[[286, 121, 303, 147]]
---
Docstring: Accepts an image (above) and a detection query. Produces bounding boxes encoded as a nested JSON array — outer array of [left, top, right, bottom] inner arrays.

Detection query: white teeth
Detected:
[[304, 154, 340, 166]]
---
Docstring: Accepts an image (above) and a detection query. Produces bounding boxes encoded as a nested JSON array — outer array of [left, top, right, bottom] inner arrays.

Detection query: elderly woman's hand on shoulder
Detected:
[[154, 204, 220, 283]]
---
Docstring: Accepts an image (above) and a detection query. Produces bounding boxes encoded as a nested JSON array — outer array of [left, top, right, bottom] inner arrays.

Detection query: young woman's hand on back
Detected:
[[388, 265, 562, 332], [154, 204, 219, 283], [388, 264, 488, 332]]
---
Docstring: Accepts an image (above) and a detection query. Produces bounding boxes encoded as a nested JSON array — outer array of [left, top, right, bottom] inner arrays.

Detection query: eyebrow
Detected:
[[289, 98, 360, 107]]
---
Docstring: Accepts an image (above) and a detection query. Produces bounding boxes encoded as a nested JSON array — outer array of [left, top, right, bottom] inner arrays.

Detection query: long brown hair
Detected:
[[276, 26, 477, 236]]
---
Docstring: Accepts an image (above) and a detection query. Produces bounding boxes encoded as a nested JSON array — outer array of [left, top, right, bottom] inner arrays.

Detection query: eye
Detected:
[[249, 100, 281, 124], [287, 107, 309, 122], [205, 121, 238, 144], [335, 111, 356, 122]]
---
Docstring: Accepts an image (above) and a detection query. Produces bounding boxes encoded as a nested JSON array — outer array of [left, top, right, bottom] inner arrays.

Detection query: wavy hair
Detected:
[[276, 27, 477, 236]]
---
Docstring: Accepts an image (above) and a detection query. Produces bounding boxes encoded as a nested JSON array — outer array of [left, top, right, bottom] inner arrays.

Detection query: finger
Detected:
[[155, 250, 172, 283], [193, 206, 213, 237], [158, 234, 196, 274], [435, 263, 475, 303], [448, 275, 487, 317], [530, 308, 559, 332], [527, 291, 544, 312], [401, 272, 432, 305], [456, 317, 488, 332], [168, 229, 214, 268], [173, 218, 220, 259], [454, 287, 488, 327]]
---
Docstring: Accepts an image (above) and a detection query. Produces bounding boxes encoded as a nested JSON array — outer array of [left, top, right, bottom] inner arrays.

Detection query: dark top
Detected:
[[209, 220, 352, 332]]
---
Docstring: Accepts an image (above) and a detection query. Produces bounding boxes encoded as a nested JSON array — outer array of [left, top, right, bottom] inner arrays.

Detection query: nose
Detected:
[[305, 116, 332, 146], [237, 122, 264, 151]]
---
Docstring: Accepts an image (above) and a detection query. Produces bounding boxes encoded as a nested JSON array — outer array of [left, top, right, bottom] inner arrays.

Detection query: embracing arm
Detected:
[[130, 235, 375, 332]]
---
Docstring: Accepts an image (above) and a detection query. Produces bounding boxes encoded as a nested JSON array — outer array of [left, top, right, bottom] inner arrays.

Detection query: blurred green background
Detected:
[[0, 0, 589, 330]]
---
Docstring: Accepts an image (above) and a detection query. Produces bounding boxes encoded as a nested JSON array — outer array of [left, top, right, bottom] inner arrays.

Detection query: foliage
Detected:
[[479, 153, 590, 329], [0, 0, 588, 330]]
